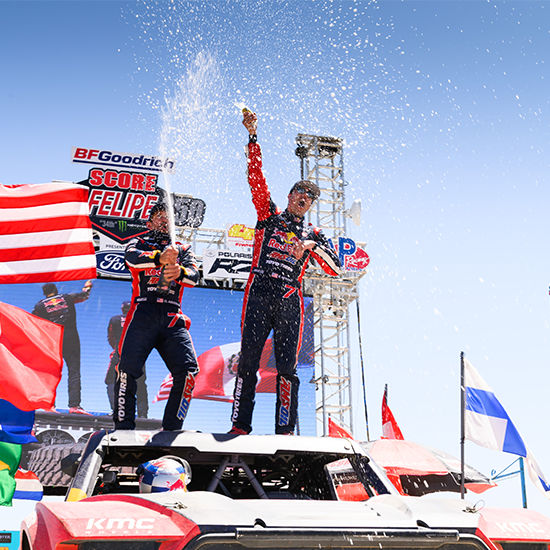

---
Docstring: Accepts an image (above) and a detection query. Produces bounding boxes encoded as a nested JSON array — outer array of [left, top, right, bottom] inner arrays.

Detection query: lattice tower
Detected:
[[295, 133, 365, 437]]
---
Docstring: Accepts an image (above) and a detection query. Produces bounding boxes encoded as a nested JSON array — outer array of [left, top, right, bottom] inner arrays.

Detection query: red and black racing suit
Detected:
[[105, 313, 148, 418], [32, 287, 91, 409], [231, 139, 341, 435], [114, 232, 199, 431]]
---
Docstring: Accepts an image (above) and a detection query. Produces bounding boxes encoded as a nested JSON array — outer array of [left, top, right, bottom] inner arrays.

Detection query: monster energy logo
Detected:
[[118, 220, 127, 232]]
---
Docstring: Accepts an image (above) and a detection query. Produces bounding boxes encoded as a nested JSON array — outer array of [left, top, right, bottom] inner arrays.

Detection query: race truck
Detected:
[[19, 430, 550, 550]]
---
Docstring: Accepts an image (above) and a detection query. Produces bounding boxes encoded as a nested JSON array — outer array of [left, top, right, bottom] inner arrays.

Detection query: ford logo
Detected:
[[96, 251, 130, 279]]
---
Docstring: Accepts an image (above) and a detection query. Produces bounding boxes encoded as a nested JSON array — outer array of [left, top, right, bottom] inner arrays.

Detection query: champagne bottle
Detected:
[[156, 266, 172, 295], [156, 243, 175, 295]]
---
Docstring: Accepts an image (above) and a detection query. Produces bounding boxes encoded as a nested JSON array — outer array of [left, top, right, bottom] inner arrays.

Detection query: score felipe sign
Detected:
[[71, 147, 176, 174], [84, 167, 160, 243]]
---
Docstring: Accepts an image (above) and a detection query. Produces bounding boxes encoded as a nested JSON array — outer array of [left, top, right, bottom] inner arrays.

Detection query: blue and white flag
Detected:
[[464, 358, 550, 498]]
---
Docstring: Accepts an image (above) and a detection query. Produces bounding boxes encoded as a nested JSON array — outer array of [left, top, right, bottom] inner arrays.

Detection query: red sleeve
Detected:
[[246, 142, 272, 222]]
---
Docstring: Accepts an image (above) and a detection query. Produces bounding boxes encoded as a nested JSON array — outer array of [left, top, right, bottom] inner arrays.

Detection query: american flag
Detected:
[[0, 182, 96, 284]]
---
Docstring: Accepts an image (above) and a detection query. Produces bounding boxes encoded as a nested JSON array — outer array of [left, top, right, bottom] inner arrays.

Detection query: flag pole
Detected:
[[460, 351, 465, 499], [356, 296, 370, 441], [519, 457, 528, 508]]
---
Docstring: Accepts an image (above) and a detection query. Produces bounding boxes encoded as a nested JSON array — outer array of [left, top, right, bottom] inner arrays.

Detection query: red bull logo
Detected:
[[44, 297, 67, 313], [278, 377, 292, 426], [268, 238, 293, 254], [168, 475, 188, 492], [139, 251, 158, 259], [272, 229, 297, 244]]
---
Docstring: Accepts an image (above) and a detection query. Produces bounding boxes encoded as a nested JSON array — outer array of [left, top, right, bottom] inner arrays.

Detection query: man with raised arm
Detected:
[[32, 279, 93, 415], [230, 110, 341, 436], [114, 202, 199, 431]]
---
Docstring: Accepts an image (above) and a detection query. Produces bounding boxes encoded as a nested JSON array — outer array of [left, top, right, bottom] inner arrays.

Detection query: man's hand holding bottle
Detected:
[[159, 245, 181, 283]]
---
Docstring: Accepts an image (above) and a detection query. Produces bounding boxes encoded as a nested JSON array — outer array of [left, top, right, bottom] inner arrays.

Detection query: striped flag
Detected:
[[0, 182, 96, 284], [464, 358, 550, 499], [14, 469, 43, 501], [154, 340, 277, 403]]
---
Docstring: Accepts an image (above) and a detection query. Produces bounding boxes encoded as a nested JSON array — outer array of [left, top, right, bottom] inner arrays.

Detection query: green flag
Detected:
[[0, 441, 22, 506]]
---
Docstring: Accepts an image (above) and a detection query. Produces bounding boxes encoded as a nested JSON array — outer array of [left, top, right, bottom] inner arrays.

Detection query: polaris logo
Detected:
[[202, 250, 252, 281], [71, 147, 176, 174], [85, 517, 155, 530]]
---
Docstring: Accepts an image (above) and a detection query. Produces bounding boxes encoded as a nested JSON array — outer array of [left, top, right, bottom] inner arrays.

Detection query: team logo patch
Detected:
[[278, 377, 292, 426], [177, 372, 196, 421], [138, 249, 158, 259]]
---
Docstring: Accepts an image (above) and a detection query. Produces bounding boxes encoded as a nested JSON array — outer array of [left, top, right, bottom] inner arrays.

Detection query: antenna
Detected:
[[345, 199, 362, 227]]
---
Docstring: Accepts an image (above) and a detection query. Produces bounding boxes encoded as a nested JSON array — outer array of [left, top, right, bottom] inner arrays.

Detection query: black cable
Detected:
[[356, 294, 370, 441]]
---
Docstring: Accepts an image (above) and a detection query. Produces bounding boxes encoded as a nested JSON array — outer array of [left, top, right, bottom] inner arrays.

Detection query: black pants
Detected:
[[231, 278, 302, 434], [63, 332, 81, 409], [114, 302, 198, 430], [106, 350, 148, 418]]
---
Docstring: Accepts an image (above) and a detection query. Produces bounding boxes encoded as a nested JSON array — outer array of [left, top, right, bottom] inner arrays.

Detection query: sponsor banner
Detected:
[[226, 223, 255, 249], [83, 169, 207, 244], [96, 234, 130, 279], [71, 147, 176, 174], [202, 249, 252, 280], [172, 194, 207, 228], [336, 237, 370, 272], [84, 167, 160, 243]]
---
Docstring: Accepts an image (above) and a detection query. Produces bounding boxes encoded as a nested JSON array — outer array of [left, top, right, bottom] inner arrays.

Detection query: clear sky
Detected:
[[1, 0, 549, 514]]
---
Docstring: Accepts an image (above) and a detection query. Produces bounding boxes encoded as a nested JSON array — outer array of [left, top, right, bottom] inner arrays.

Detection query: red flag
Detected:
[[0, 301, 63, 411], [0, 182, 97, 284], [153, 340, 277, 403], [328, 417, 354, 439], [382, 385, 404, 440]]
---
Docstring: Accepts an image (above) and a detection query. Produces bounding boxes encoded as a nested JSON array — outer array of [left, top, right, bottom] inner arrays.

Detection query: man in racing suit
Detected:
[[114, 203, 199, 431], [230, 111, 341, 435], [32, 280, 93, 414]]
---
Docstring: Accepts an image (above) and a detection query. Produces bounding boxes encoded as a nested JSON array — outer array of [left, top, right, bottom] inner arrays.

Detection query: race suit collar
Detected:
[[145, 230, 171, 248], [282, 209, 304, 224]]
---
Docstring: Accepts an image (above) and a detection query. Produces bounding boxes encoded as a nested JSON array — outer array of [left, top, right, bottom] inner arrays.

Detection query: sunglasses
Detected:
[[294, 186, 317, 200]]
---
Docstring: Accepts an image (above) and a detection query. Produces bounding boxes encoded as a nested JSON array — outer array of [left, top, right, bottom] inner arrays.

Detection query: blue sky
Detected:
[[1, 0, 550, 514]]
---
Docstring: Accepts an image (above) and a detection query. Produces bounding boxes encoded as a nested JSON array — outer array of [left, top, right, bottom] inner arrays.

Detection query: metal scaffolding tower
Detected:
[[295, 133, 366, 437]]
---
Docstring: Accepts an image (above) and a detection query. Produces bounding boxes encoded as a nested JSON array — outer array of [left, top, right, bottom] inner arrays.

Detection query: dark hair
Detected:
[[42, 283, 58, 296], [148, 202, 168, 221], [289, 180, 320, 200]]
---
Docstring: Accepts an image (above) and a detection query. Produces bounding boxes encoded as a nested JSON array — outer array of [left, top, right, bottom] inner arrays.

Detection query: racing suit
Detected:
[[105, 313, 148, 418], [231, 139, 341, 435], [32, 287, 91, 408], [114, 232, 199, 431]]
